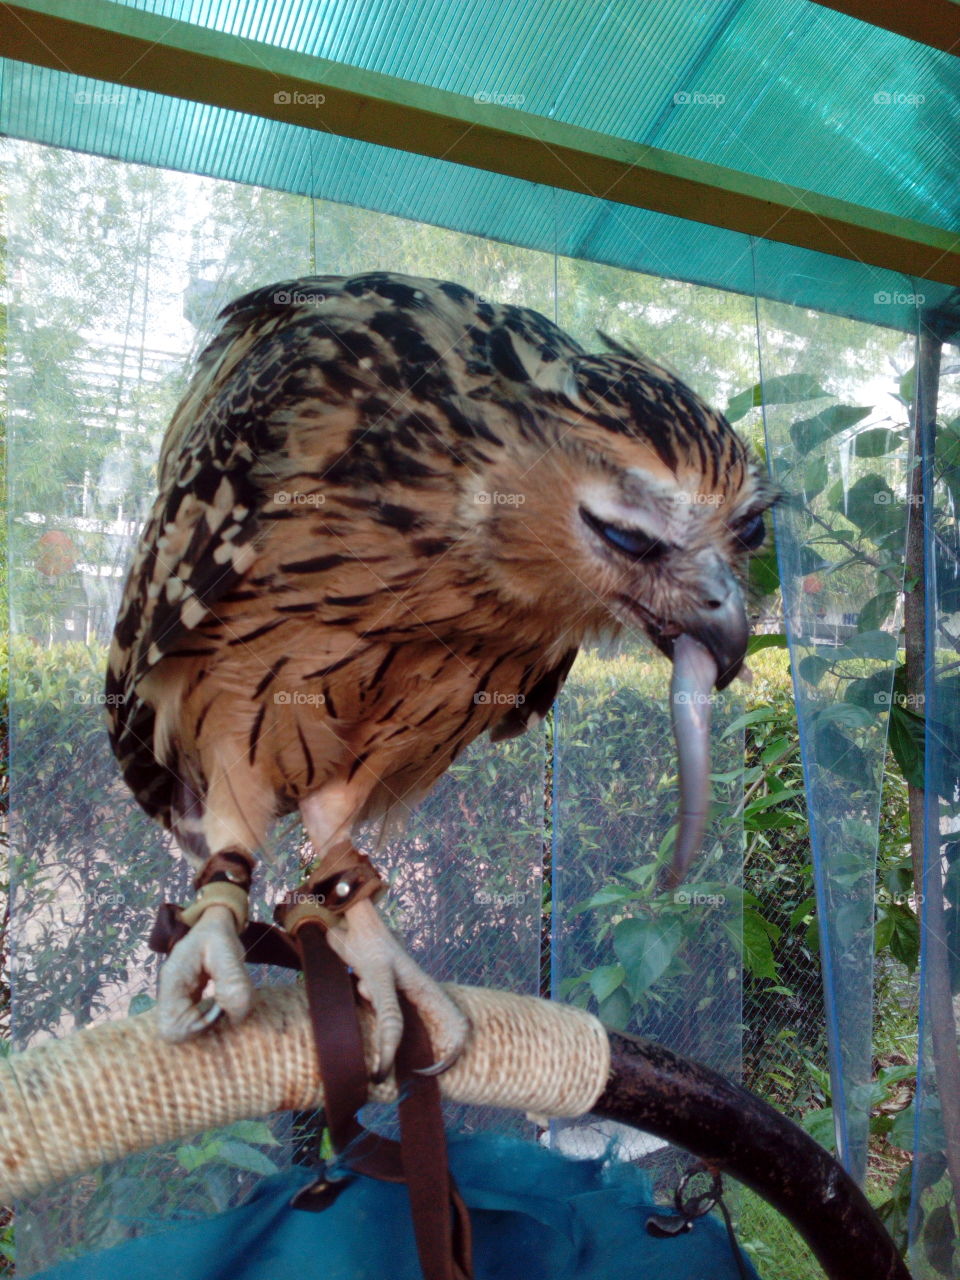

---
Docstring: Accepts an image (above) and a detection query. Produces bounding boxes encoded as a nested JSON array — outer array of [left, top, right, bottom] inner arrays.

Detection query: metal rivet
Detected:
[[334, 880, 351, 899]]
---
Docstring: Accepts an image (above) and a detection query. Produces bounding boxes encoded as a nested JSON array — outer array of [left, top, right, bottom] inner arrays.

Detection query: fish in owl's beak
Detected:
[[662, 574, 749, 889]]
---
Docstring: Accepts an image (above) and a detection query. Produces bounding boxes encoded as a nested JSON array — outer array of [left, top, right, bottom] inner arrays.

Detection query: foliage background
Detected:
[[3, 138, 956, 1275]]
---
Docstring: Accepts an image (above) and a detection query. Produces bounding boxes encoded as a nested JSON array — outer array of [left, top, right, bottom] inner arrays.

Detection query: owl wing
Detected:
[[488, 648, 579, 742]]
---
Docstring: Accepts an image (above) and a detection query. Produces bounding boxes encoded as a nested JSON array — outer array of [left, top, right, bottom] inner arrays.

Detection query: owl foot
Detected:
[[156, 904, 254, 1041], [325, 897, 471, 1081]]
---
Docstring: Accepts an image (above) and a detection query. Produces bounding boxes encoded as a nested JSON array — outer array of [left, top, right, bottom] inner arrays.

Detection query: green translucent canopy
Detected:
[[2, 0, 959, 331]]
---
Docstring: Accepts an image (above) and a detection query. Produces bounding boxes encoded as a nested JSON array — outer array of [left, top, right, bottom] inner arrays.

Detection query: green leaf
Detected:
[[721, 707, 779, 739], [858, 592, 898, 632], [790, 405, 871, 454], [798, 654, 832, 686], [215, 1140, 280, 1177], [747, 632, 787, 654], [725, 374, 830, 424], [598, 986, 632, 1031], [838, 630, 898, 661], [760, 735, 794, 765], [844, 671, 894, 715], [811, 718, 868, 783], [613, 916, 683, 1000], [843, 474, 903, 541], [176, 1142, 219, 1172], [800, 1106, 836, 1150], [888, 906, 921, 972], [743, 788, 804, 815], [887, 1102, 916, 1152], [789, 897, 816, 929], [748, 545, 780, 597], [742, 908, 779, 981], [803, 456, 829, 499], [588, 963, 626, 1004], [898, 364, 916, 405], [746, 810, 806, 831], [889, 703, 925, 788], [874, 910, 895, 952], [223, 1119, 280, 1147], [852, 428, 906, 457], [923, 1204, 955, 1274]]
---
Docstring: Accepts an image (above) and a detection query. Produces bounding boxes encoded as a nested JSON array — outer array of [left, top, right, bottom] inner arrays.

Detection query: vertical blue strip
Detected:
[[549, 235, 561, 1007], [910, 310, 941, 1243]]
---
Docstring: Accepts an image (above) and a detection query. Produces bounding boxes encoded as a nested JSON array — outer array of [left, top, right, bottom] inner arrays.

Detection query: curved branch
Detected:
[[0, 986, 908, 1280]]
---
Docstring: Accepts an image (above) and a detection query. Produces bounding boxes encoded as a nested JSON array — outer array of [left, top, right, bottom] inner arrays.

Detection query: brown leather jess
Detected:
[[150, 856, 473, 1280]]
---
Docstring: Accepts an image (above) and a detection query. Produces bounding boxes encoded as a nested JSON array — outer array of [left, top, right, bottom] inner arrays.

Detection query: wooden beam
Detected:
[[808, 0, 960, 57], [2, 0, 959, 286]]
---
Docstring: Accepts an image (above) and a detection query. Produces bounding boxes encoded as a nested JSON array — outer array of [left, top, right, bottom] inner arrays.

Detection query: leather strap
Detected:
[[396, 992, 473, 1280], [148, 891, 473, 1280], [296, 920, 369, 1154]]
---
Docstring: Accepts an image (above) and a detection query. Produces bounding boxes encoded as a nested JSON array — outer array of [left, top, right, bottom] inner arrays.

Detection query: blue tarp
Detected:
[[35, 1134, 760, 1280]]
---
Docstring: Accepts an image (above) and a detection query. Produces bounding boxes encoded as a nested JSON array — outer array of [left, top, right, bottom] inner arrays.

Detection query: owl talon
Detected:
[[325, 897, 470, 1080], [156, 904, 253, 1042], [414, 1050, 462, 1078]]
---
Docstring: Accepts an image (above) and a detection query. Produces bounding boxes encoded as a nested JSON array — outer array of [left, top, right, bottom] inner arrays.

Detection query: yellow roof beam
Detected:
[[808, 0, 960, 57]]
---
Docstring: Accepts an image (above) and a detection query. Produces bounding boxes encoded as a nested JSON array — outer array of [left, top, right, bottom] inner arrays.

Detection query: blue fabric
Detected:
[[35, 1134, 761, 1279]]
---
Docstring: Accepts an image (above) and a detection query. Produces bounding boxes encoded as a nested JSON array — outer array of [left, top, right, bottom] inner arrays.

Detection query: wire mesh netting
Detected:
[[755, 282, 917, 1182], [3, 134, 941, 1275], [549, 643, 744, 1177], [909, 339, 960, 1279]]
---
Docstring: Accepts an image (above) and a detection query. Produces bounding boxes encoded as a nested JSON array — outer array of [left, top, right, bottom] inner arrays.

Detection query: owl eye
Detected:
[[734, 513, 766, 551], [579, 506, 666, 561]]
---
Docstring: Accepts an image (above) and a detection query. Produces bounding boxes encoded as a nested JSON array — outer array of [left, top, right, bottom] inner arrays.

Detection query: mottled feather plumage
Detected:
[[107, 271, 769, 870]]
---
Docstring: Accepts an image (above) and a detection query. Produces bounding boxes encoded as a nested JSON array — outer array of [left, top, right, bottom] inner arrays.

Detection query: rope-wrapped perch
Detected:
[[0, 984, 608, 1198], [0, 984, 909, 1280]]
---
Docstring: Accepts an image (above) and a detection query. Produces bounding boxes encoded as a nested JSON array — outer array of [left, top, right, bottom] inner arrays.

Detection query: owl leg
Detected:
[[297, 786, 470, 1078], [156, 762, 272, 1041], [324, 896, 471, 1080], [156, 901, 253, 1041]]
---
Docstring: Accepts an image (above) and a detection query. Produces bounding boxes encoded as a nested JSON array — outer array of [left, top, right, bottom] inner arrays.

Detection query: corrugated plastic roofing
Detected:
[[2, 0, 958, 329]]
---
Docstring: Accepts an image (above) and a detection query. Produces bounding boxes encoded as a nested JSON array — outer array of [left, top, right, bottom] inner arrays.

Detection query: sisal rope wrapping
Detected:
[[0, 984, 610, 1201]]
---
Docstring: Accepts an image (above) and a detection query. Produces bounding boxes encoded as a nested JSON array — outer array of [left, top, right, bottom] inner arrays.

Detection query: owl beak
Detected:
[[663, 570, 749, 890], [682, 577, 750, 691]]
